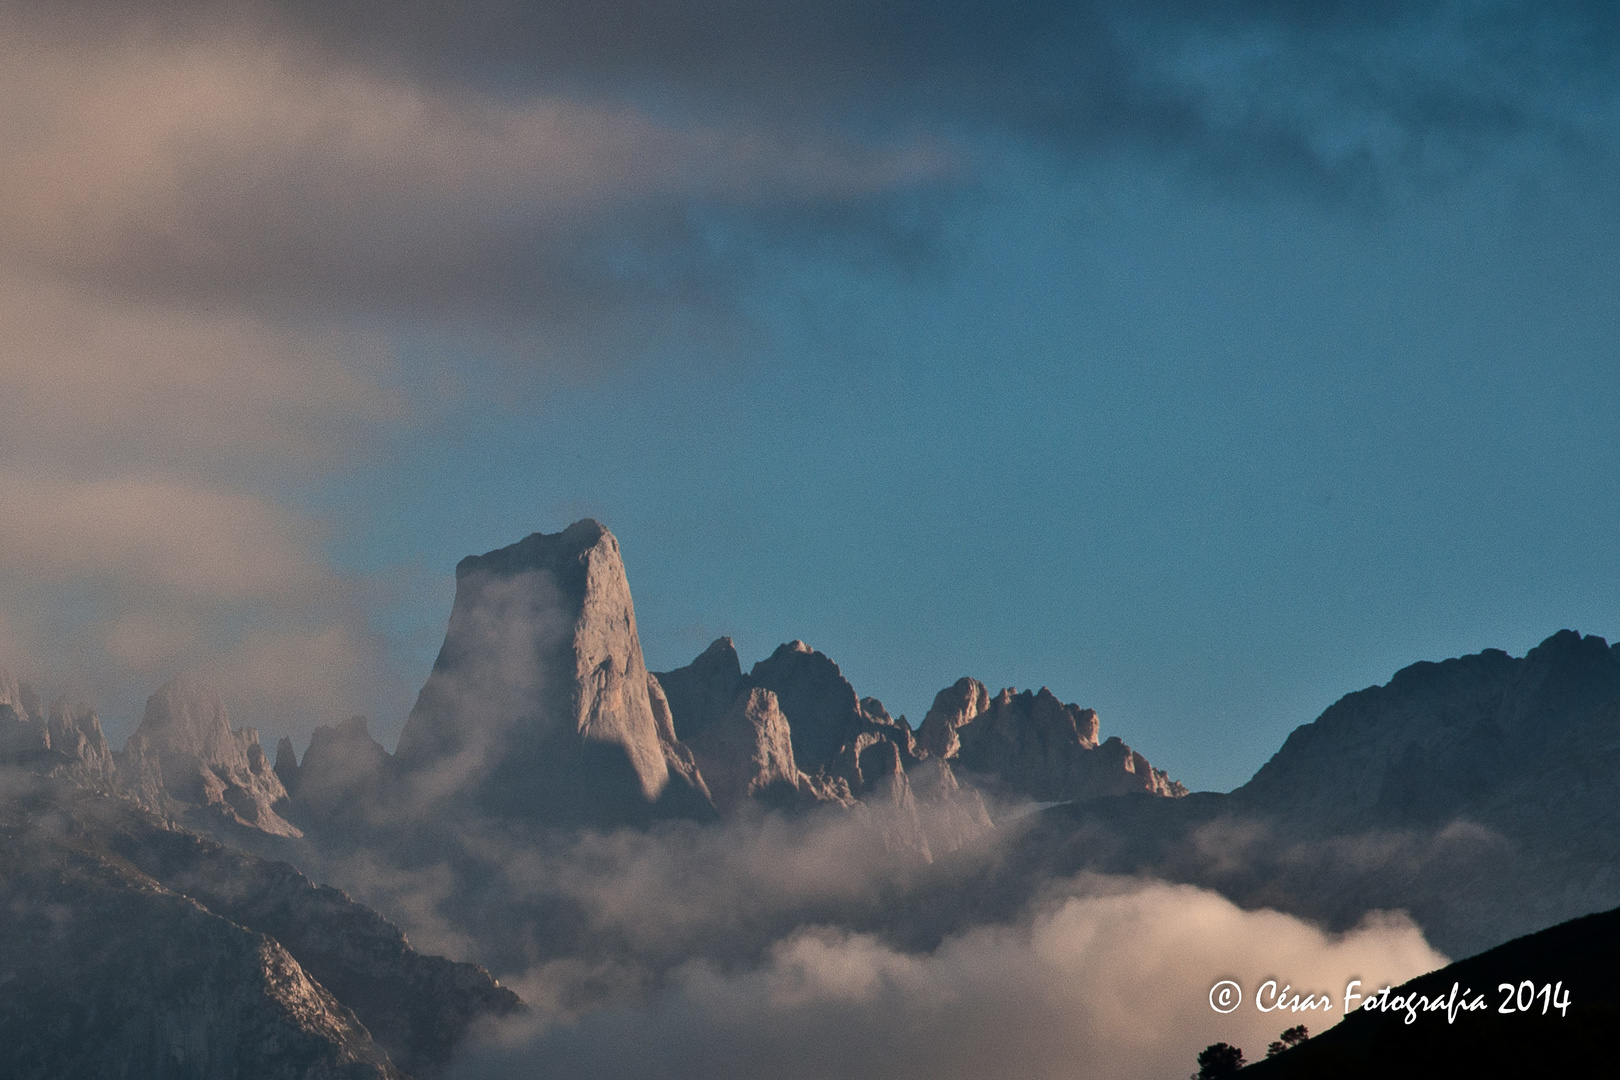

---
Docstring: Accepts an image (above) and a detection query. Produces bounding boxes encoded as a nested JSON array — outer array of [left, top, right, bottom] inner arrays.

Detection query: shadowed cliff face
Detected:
[[393, 519, 712, 826]]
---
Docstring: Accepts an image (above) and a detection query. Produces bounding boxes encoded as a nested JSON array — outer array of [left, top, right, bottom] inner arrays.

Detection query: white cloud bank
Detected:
[[458, 875, 1445, 1080]]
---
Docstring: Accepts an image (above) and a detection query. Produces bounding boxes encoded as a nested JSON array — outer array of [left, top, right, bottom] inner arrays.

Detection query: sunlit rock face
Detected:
[[119, 678, 300, 837], [655, 632, 1187, 859], [655, 638, 912, 816], [682, 686, 801, 811], [747, 640, 873, 776], [921, 683, 1185, 803], [394, 519, 714, 826]]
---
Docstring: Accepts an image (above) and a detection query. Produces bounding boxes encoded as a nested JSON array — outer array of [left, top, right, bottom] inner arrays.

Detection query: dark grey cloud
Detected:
[[35, 1, 1620, 177], [8, 1, 1618, 323]]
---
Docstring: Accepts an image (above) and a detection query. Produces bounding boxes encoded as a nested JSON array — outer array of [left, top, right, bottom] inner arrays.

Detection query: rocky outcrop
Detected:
[[0, 675, 143, 790], [0, 667, 42, 725], [102, 804, 522, 1077], [915, 677, 990, 760], [118, 678, 300, 837], [917, 681, 1185, 803], [683, 687, 801, 810], [393, 520, 713, 827], [282, 715, 393, 821], [747, 640, 875, 775], [45, 698, 116, 782], [654, 636, 747, 743], [655, 634, 1181, 855], [645, 673, 714, 813], [0, 770, 520, 1079], [657, 638, 921, 815]]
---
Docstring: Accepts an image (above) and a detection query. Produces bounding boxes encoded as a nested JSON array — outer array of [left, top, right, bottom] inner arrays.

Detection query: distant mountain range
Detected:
[[3, 520, 1618, 1076], [983, 627, 1620, 959]]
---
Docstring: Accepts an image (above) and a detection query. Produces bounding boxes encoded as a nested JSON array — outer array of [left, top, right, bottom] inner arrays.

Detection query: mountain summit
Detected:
[[392, 519, 712, 825]]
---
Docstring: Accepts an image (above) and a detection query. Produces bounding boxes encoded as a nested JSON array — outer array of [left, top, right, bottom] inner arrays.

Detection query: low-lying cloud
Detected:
[[456, 874, 1445, 1080], [275, 785, 1445, 1080]]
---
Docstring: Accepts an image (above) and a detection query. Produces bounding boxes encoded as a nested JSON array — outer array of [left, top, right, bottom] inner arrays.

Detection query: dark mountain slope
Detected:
[[1240, 902, 1620, 1078]]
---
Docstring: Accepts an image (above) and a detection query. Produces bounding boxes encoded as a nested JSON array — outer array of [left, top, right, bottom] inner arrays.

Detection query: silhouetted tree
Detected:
[[1193, 1041, 1246, 1079], [1267, 1025, 1310, 1057]]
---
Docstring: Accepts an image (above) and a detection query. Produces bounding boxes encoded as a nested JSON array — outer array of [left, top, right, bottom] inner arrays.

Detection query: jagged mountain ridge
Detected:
[[120, 677, 302, 837], [4, 520, 1618, 1075], [0, 673, 521, 1079], [983, 629, 1620, 958], [275, 521, 1183, 857], [0, 768, 518, 1079]]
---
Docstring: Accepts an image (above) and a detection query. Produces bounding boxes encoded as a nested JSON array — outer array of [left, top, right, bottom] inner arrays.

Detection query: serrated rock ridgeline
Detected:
[[0, 668, 115, 785], [653, 629, 1184, 858]]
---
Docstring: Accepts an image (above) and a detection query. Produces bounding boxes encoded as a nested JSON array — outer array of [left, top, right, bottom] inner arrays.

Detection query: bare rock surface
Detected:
[[394, 520, 713, 826], [683, 686, 801, 810], [0, 675, 112, 784], [284, 716, 394, 821], [654, 636, 747, 743], [0, 668, 48, 764], [914, 677, 990, 760], [0, 769, 520, 1079], [746, 640, 873, 775], [118, 678, 300, 837], [656, 634, 1183, 858], [104, 804, 522, 1077], [45, 698, 116, 781], [929, 684, 1185, 802]]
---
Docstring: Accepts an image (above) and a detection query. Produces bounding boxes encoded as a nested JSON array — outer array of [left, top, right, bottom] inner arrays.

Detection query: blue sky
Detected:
[[3, 1, 1618, 790]]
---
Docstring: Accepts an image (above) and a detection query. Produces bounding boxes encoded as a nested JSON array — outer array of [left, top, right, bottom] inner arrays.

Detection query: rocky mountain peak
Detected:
[[748, 640, 867, 774], [933, 683, 1183, 802], [1238, 629, 1620, 825], [684, 687, 801, 811], [393, 521, 712, 826], [0, 667, 41, 724], [132, 678, 242, 763], [120, 677, 299, 837], [655, 636, 745, 743], [286, 715, 395, 819], [915, 677, 991, 759]]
